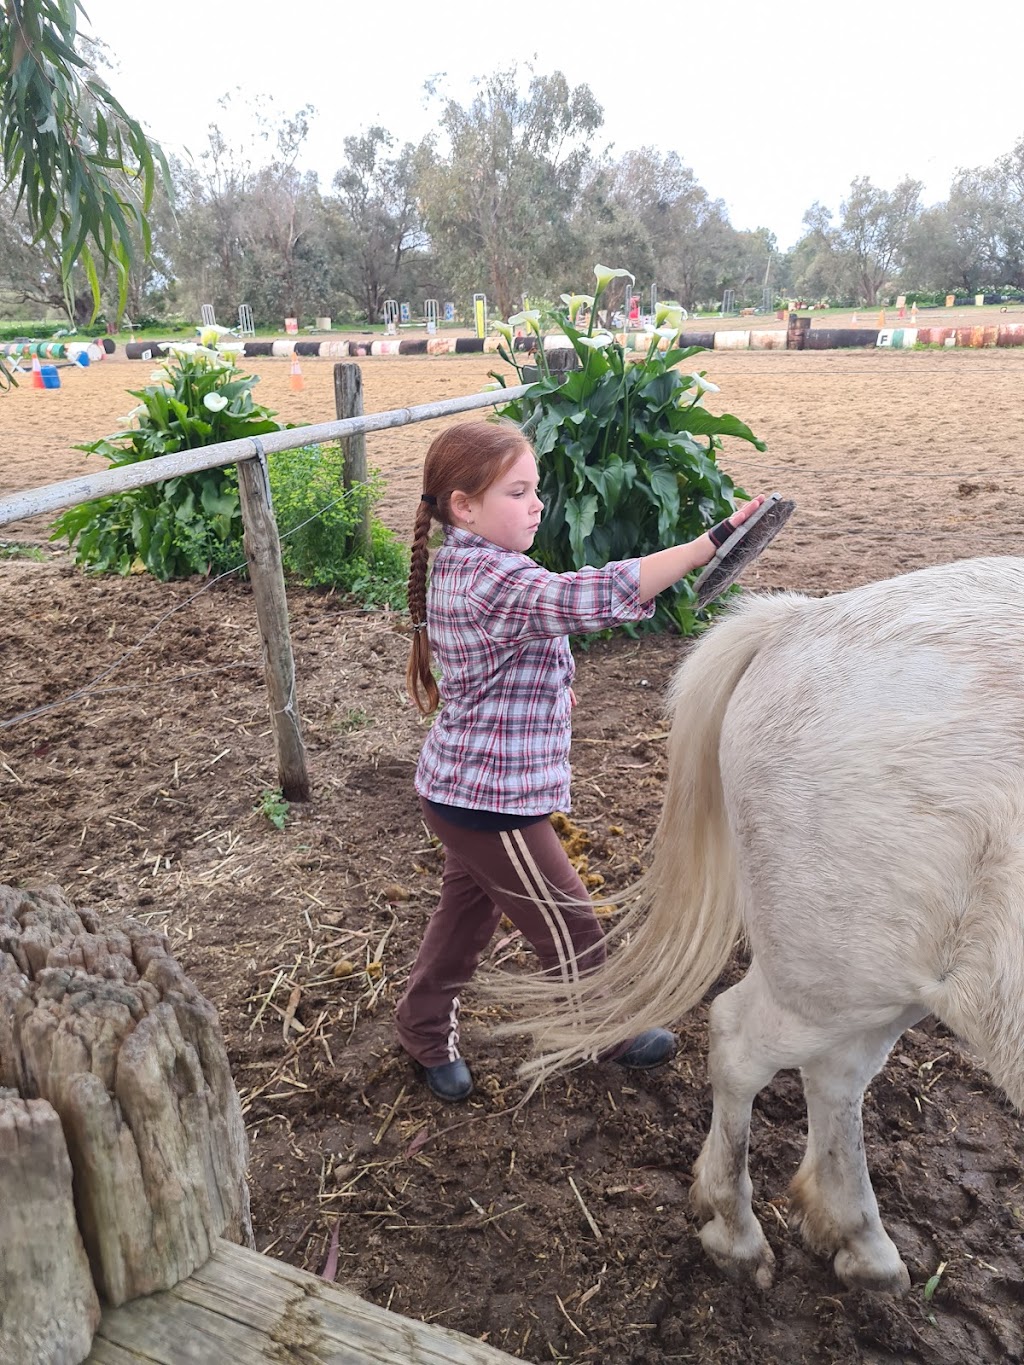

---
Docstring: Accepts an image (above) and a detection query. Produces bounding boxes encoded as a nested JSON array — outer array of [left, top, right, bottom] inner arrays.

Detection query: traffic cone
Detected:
[[289, 352, 304, 391], [852, 312, 858, 324], [877, 309, 886, 329], [30, 355, 45, 388]]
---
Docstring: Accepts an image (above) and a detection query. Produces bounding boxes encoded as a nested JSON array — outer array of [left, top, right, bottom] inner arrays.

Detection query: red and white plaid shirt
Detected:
[[415, 527, 655, 814]]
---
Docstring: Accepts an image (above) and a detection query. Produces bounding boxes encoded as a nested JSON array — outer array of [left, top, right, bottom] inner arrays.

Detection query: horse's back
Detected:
[[711, 557, 1024, 1020]]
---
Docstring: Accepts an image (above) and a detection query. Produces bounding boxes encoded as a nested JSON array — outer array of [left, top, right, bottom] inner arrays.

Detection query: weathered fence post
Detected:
[[0, 884, 251, 1364], [333, 363, 371, 556], [236, 441, 311, 802]]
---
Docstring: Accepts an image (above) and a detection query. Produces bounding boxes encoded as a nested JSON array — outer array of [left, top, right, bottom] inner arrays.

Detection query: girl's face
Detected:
[[455, 447, 544, 553]]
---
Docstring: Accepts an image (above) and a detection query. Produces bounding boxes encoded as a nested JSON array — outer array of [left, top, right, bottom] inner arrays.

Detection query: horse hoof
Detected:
[[834, 1247, 911, 1294], [699, 1218, 776, 1289]]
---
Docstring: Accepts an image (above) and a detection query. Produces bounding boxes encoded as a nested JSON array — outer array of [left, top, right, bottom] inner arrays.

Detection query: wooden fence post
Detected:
[[333, 363, 371, 556], [236, 442, 311, 802]]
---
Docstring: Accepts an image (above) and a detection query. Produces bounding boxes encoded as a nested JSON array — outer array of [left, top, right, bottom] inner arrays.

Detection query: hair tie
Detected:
[[421, 493, 437, 506]]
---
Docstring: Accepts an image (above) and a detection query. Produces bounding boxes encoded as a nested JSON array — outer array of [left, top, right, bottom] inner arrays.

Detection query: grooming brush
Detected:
[[692, 493, 796, 610]]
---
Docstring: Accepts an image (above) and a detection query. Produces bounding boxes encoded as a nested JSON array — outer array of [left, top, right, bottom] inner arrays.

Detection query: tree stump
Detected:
[[0, 1089, 100, 1365], [0, 883, 252, 1362]]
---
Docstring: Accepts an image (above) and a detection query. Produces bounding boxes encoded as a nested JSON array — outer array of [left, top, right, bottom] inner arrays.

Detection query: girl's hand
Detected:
[[569, 688, 577, 709], [728, 494, 767, 527], [699, 495, 767, 565]]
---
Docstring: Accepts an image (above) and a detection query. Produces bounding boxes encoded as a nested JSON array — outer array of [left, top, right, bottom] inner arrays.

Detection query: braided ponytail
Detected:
[[406, 498, 439, 714]]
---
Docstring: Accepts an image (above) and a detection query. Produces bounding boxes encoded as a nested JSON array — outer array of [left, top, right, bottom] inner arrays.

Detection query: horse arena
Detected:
[[2, 341, 1023, 1363]]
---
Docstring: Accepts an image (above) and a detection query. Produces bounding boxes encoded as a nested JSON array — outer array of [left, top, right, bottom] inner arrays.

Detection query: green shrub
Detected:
[[270, 444, 407, 607], [52, 347, 408, 609], [52, 348, 277, 578], [494, 269, 766, 635]]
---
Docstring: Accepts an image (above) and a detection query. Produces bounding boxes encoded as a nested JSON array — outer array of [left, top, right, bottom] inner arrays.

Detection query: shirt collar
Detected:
[[443, 525, 505, 552]]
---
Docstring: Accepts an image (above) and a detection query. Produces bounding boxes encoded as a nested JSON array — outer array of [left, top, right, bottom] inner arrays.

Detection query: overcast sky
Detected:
[[84, 0, 1024, 253]]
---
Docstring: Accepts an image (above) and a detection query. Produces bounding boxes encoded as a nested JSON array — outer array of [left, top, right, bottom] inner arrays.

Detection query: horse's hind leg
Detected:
[[790, 1008, 924, 1293], [691, 963, 827, 1289]]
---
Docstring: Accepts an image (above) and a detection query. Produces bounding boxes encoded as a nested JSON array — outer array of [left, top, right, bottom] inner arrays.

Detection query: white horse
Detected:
[[511, 556, 1024, 1293]]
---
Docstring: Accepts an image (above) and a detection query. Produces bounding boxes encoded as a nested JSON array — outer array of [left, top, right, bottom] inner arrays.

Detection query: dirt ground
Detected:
[[2, 347, 1024, 1363]]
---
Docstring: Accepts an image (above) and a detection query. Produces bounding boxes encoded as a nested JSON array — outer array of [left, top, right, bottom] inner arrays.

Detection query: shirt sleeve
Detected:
[[466, 556, 656, 642]]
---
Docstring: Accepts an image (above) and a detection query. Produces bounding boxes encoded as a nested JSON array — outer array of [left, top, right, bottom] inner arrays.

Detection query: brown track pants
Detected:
[[395, 801, 609, 1069]]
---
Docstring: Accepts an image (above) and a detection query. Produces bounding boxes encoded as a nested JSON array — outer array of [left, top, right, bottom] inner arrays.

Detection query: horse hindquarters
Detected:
[[699, 563, 1024, 1290]]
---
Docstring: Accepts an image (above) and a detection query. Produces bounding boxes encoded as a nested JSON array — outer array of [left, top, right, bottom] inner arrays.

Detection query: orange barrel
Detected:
[[997, 324, 1024, 346], [981, 326, 999, 346], [714, 329, 750, 349]]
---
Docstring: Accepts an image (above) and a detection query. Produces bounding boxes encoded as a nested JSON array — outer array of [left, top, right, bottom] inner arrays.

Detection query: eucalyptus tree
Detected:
[[329, 125, 424, 322], [417, 67, 603, 318], [0, 0, 168, 322], [168, 95, 329, 325], [604, 147, 736, 309]]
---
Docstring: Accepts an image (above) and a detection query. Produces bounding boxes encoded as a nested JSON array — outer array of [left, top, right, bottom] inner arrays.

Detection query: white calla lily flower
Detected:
[[655, 301, 686, 329], [559, 293, 595, 321], [203, 392, 229, 412], [593, 264, 635, 295], [508, 309, 543, 334], [493, 321, 514, 343], [577, 332, 615, 350], [691, 373, 720, 394]]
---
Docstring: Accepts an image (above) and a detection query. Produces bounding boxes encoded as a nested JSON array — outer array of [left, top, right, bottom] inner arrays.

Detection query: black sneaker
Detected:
[[613, 1029, 677, 1070], [420, 1058, 474, 1102]]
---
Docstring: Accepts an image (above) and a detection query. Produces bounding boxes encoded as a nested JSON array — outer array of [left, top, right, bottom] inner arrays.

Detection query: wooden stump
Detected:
[[0, 882, 252, 1356], [0, 1089, 101, 1365]]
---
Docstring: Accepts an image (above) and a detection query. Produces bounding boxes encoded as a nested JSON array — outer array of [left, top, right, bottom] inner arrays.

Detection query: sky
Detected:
[[83, 0, 1024, 254]]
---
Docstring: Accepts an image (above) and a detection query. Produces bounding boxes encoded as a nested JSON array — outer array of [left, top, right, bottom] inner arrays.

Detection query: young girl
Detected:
[[398, 419, 765, 1101]]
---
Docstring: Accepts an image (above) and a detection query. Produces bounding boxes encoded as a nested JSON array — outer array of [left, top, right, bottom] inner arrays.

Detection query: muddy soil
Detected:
[[2, 347, 1023, 1362]]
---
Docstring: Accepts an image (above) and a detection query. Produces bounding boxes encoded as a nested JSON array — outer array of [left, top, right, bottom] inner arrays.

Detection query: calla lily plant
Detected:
[[490, 264, 767, 635]]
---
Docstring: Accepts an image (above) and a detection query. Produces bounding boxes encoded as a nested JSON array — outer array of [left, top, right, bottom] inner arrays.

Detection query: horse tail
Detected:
[[515, 592, 805, 1082]]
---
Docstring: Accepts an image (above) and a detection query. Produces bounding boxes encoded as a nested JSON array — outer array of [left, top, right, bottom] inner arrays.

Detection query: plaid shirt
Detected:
[[415, 527, 655, 814]]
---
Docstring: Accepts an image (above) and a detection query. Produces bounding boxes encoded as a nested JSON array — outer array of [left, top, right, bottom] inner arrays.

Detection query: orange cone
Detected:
[[289, 352, 304, 391], [31, 355, 44, 389]]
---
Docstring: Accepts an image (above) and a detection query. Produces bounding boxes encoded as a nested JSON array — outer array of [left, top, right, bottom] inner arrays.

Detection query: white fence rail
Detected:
[[0, 384, 530, 530]]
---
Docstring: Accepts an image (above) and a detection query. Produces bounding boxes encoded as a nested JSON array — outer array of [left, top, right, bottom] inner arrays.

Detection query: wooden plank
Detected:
[[87, 1239, 526, 1364], [237, 451, 311, 802], [0, 385, 530, 530]]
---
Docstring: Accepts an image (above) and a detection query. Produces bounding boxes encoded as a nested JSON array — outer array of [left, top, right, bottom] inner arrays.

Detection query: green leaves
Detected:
[[498, 273, 765, 633], [51, 351, 278, 578], [0, 0, 172, 319]]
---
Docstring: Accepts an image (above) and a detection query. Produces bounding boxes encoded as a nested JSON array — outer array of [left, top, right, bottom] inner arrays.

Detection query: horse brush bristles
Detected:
[[693, 493, 796, 609]]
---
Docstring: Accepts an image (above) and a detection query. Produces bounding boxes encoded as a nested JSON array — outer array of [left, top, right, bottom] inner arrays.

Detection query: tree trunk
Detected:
[[0, 882, 252, 1338]]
